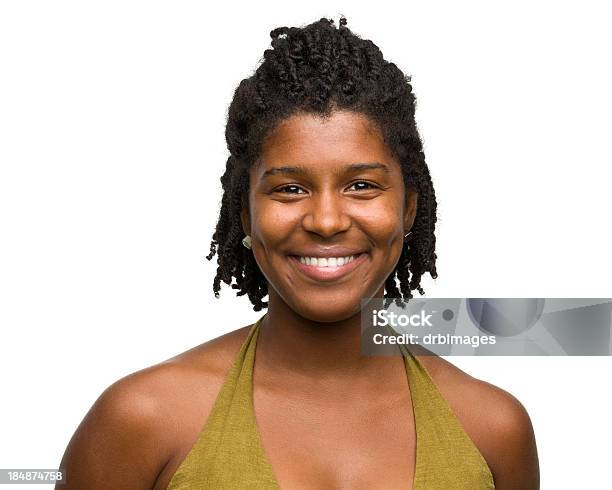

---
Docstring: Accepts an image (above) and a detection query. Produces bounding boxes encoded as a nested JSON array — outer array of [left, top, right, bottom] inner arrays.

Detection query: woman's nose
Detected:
[[300, 191, 352, 237]]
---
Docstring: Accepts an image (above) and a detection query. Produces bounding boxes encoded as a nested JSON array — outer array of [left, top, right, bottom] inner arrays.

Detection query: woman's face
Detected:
[[242, 110, 417, 322]]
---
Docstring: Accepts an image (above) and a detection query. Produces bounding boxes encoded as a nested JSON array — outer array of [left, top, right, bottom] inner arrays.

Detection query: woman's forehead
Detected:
[[259, 110, 394, 167]]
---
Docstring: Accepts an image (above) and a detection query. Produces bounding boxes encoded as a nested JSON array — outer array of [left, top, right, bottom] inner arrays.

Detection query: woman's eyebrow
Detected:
[[261, 162, 390, 179]]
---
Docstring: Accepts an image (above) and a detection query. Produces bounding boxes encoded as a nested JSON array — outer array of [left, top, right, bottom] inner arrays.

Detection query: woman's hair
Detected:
[[205, 16, 438, 311]]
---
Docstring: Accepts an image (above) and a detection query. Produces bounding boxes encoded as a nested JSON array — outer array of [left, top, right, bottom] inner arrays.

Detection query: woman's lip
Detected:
[[287, 253, 368, 282]]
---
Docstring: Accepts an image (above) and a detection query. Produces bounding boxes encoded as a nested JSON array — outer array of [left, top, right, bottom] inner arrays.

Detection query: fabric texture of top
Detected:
[[166, 315, 495, 489]]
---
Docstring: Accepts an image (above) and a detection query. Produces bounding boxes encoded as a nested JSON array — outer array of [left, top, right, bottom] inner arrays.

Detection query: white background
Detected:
[[1, 1, 611, 488]]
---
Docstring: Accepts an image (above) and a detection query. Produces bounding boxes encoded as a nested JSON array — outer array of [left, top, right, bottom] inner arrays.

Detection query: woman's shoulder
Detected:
[[103, 322, 253, 415], [59, 324, 253, 489], [104, 322, 255, 442], [416, 353, 540, 487]]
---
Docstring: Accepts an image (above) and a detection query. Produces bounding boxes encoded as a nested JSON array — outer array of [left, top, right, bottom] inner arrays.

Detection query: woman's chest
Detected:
[[254, 389, 418, 489]]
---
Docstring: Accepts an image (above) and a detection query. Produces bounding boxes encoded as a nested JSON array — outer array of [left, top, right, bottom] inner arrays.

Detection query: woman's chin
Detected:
[[286, 295, 365, 324]]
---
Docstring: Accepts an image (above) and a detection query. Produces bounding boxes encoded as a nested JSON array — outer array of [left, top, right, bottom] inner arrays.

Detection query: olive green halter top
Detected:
[[167, 316, 495, 489]]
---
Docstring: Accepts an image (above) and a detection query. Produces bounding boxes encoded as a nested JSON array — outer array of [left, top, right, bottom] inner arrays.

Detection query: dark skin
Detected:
[[58, 110, 539, 489]]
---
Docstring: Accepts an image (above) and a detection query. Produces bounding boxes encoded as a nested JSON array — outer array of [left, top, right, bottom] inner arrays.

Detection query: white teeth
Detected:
[[297, 255, 358, 267]]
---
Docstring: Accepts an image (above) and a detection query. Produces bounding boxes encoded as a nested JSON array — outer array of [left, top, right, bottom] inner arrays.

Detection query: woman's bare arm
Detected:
[[490, 395, 540, 489], [471, 380, 540, 490], [56, 372, 174, 490]]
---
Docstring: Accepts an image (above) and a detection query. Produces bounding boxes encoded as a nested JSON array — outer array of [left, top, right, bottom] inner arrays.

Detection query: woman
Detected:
[[58, 17, 539, 489]]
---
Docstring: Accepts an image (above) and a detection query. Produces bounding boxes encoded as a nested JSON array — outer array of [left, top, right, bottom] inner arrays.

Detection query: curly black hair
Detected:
[[205, 16, 438, 311]]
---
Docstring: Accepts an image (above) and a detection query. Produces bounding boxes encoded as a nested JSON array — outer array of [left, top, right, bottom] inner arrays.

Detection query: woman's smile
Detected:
[[287, 251, 369, 282]]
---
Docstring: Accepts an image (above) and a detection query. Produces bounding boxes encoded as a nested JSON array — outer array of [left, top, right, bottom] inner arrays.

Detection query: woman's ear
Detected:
[[404, 190, 418, 232], [240, 207, 251, 236]]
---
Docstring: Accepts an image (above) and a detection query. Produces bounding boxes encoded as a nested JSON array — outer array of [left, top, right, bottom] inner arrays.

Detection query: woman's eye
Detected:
[[347, 181, 378, 191], [275, 184, 306, 194]]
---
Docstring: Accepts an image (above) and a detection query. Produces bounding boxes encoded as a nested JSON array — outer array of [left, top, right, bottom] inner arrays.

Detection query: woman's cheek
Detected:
[[353, 202, 403, 242], [253, 203, 297, 245]]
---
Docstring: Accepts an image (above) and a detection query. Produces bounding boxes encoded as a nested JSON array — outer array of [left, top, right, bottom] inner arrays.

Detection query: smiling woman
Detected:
[[57, 16, 539, 490]]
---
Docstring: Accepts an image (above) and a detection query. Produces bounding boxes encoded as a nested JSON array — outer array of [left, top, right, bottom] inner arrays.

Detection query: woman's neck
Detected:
[[255, 288, 402, 387]]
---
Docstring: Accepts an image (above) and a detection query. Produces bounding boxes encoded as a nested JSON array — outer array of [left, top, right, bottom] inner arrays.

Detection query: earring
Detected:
[[404, 231, 412, 240], [242, 235, 252, 250]]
